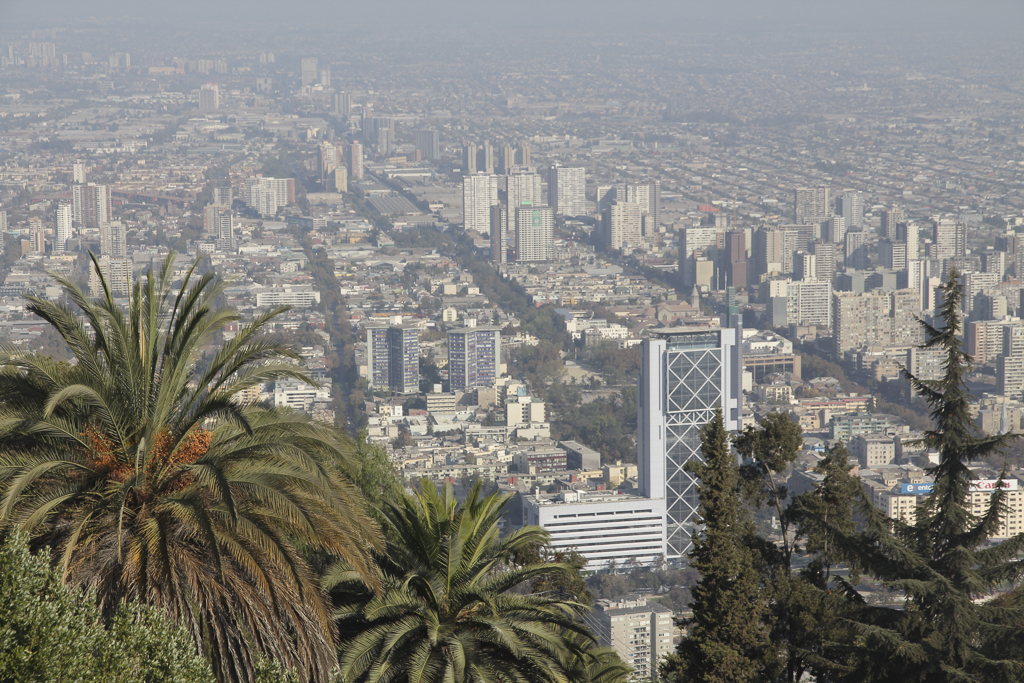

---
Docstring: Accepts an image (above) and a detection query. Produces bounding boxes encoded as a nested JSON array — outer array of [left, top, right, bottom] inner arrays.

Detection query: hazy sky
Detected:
[[2, 0, 1024, 35]]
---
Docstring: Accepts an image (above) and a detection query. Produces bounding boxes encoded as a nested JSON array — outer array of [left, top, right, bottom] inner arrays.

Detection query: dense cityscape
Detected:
[[2, 5, 1024, 683]]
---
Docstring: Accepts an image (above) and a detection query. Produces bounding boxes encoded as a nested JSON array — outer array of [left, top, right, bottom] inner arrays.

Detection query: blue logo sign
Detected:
[[900, 483, 934, 495]]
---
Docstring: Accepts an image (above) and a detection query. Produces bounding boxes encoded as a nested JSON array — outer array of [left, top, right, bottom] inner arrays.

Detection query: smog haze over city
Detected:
[[5, 1, 1024, 681]]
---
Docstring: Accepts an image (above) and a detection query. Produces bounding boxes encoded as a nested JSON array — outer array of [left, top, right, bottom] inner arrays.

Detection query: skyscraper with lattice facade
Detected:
[[638, 328, 742, 558]]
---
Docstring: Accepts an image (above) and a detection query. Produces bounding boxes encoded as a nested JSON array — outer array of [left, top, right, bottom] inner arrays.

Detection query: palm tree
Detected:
[[558, 635, 633, 683], [0, 253, 380, 683], [328, 479, 593, 683]]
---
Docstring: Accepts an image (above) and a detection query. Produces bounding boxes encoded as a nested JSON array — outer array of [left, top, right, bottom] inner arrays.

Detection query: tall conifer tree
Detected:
[[661, 408, 770, 683], [828, 270, 1024, 682]]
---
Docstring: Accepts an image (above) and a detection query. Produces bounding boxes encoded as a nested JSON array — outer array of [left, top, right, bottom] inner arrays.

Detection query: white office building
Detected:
[[273, 379, 330, 411], [522, 489, 666, 569], [255, 288, 321, 308], [639, 328, 742, 558]]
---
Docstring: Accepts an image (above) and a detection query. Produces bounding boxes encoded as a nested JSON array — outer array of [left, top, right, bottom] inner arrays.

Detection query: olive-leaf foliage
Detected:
[[0, 529, 215, 683], [327, 479, 595, 683], [0, 252, 380, 683]]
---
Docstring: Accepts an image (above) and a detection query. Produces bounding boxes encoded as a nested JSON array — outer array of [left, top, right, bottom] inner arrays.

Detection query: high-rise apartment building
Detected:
[[795, 252, 816, 282], [366, 324, 421, 394], [300, 57, 318, 87], [960, 271, 1000, 317], [549, 165, 586, 217], [596, 184, 625, 217], [54, 203, 72, 254], [999, 325, 1024, 397], [769, 279, 833, 329], [72, 183, 111, 229], [639, 328, 742, 558], [601, 200, 642, 253], [832, 289, 925, 359], [349, 142, 363, 180], [890, 288, 923, 346], [29, 217, 45, 253], [448, 324, 501, 391], [319, 141, 341, 187], [516, 143, 531, 168], [823, 215, 846, 244], [506, 173, 543, 215], [982, 251, 1007, 279], [514, 204, 554, 262], [879, 239, 908, 271], [365, 117, 393, 155], [626, 180, 661, 232], [753, 227, 785, 280], [462, 143, 477, 174], [101, 221, 127, 258], [810, 240, 836, 282], [490, 205, 508, 265], [413, 129, 440, 160], [366, 326, 390, 390], [333, 167, 348, 193], [932, 217, 966, 260], [477, 142, 495, 174], [212, 185, 232, 206], [679, 226, 723, 287], [590, 598, 674, 681], [722, 230, 747, 289], [462, 174, 499, 234], [498, 145, 515, 174], [965, 319, 1018, 364], [90, 257, 131, 296], [845, 230, 869, 270], [794, 185, 830, 224], [332, 91, 351, 117], [72, 162, 86, 184], [897, 221, 920, 259], [836, 191, 863, 229], [205, 204, 235, 253], [388, 326, 420, 394], [833, 291, 892, 359], [880, 207, 906, 241], [199, 83, 219, 111], [245, 177, 295, 218]]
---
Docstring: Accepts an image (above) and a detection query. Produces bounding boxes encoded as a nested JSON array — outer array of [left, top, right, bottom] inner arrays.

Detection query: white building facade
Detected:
[[522, 490, 666, 569]]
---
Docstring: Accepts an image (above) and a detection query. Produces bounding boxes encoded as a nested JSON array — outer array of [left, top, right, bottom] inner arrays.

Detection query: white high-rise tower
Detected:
[[549, 165, 586, 216], [55, 203, 72, 254], [638, 328, 742, 558], [462, 174, 499, 234]]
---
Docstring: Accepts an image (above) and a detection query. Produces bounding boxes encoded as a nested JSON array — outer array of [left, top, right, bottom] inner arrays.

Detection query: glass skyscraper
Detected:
[[638, 328, 742, 559]]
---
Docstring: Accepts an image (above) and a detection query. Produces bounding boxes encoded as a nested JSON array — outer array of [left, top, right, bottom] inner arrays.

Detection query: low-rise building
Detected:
[[849, 434, 897, 467], [561, 441, 602, 470], [522, 490, 666, 569], [512, 445, 567, 473]]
